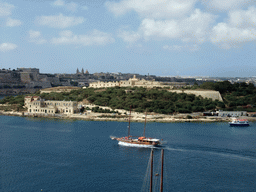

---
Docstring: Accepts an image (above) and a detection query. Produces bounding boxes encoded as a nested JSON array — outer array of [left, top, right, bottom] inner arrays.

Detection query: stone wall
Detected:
[[0, 88, 38, 95], [169, 90, 223, 101]]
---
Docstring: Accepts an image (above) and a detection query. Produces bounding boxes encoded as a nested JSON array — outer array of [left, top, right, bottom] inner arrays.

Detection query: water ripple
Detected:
[[163, 145, 256, 162]]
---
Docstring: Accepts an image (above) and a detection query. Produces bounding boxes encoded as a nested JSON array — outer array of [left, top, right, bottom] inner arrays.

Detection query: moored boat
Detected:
[[229, 118, 249, 127]]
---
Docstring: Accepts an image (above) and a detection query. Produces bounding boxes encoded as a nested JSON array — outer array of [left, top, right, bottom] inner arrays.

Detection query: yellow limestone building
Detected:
[[89, 75, 184, 88], [25, 96, 78, 115]]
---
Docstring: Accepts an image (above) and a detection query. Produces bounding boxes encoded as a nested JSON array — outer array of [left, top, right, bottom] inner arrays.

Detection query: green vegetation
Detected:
[[0, 95, 25, 106], [193, 81, 256, 112], [1, 80, 256, 114], [0, 95, 25, 112]]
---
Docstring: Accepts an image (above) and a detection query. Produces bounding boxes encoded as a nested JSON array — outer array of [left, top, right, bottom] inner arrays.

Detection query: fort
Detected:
[[89, 75, 223, 101], [89, 75, 187, 89]]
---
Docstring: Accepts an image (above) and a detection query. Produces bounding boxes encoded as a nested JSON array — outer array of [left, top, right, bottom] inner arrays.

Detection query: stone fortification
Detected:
[[169, 90, 223, 101], [40, 86, 81, 93], [89, 75, 186, 89], [0, 88, 38, 95], [0, 68, 61, 89]]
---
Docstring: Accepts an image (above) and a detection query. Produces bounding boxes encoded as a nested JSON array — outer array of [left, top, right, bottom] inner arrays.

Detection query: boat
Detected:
[[229, 118, 249, 127], [110, 109, 162, 147]]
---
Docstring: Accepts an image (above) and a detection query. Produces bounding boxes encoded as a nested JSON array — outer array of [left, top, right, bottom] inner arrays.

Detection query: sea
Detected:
[[1, 116, 256, 192]]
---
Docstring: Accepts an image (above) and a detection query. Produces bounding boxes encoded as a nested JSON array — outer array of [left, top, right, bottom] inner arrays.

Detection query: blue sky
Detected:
[[1, 0, 256, 77]]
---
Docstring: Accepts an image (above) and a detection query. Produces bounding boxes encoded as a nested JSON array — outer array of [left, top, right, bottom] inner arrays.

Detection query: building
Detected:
[[25, 96, 78, 115], [216, 111, 247, 117], [89, 75, 185, 89]]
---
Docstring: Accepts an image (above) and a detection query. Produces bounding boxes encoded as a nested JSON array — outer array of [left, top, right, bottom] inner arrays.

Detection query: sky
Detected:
[[0, 0, 256, 77]]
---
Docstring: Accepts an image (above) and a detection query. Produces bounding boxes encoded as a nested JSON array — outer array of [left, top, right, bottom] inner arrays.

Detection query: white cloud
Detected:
[[51, 30, 115, 46], [163, 44, 199, 51], [52, 0, 65, 6], [81, 6, 88, 10], [118, 29, 141, 43], [201, 0, 255, 11], [108, 0, 256, 49], [29, 30, 47, 44], [106, 0, 197, 19], [29, 30, 41, 38], [0, 2, 14, 17], [211, 6, 256, 48], [137, 9, 216, 43], [6, 18, 22, 27], [0, 43, 17, 52], [228, 7, 256, 28], [65, 2, 78, 12], [211, 23, 256, 48], [36, 14, 84, 28], [51, 0, 79, 12]]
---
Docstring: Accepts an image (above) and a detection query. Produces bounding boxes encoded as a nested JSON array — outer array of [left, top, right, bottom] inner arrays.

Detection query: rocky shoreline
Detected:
[[1, 110, 256, 123]]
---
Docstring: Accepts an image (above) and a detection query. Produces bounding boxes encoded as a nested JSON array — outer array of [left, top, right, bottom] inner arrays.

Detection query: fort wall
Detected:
[[169, 90, 223, 101]]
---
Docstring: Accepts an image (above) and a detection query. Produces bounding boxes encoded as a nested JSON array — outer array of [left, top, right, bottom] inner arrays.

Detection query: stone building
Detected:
[[216, 111, 247, 117], [25, 96, 78, 115], [89, 75, 185, 89]]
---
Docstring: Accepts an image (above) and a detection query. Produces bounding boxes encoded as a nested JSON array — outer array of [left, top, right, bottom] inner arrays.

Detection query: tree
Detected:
[[200, 82, 215, 90], [214, 81, 233, 94]]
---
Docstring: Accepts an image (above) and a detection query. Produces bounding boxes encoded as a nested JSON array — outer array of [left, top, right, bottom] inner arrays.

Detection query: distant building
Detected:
[[89, 75, 185, 89], [216, 111, 247, 117], [25, 96, 78, 115]]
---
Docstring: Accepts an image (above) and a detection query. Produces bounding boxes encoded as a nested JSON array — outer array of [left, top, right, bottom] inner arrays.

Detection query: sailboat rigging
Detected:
[[110, 108, 162, 147], [142, 149, 165, 192]]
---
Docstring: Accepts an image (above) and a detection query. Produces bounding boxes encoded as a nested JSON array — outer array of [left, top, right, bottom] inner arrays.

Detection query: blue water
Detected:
[[1, 116, 256, 192]]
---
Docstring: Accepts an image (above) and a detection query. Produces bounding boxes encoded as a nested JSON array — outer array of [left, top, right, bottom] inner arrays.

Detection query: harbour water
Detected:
[[1, 116, 256, 191]]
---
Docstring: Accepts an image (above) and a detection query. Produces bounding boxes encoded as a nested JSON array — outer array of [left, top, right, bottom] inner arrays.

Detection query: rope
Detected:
[[109, 121, 122, 137], [153, 152, 161, 191], [141, 152, 152, 192]]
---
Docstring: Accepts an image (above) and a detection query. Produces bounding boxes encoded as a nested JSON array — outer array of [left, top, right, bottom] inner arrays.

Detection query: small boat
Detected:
[[229, 118, 249, 127], [111, 109, 162, 147]]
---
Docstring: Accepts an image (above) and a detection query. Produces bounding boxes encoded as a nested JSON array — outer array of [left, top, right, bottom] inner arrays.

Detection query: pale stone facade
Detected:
[[89, 75, 186, 89], [217, 111, 247, 117], [169, 90, 223, 101], [25, 96, 78, 115]]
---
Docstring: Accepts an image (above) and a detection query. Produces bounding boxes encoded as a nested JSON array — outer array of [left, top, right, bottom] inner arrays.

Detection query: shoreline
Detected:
[[1, 110, 256, 123]]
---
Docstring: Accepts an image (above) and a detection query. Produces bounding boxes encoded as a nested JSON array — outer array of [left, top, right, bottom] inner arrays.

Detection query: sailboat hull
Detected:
[[118, 141, 157, 148], [115, 137, 161, 147]]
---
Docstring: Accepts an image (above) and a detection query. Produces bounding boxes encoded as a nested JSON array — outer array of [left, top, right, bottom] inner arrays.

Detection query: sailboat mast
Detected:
[[143, 111, 147, 137], [160, 149, 164, 192], [128, 106, 131, 138], [150, 149, 154, 192]]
